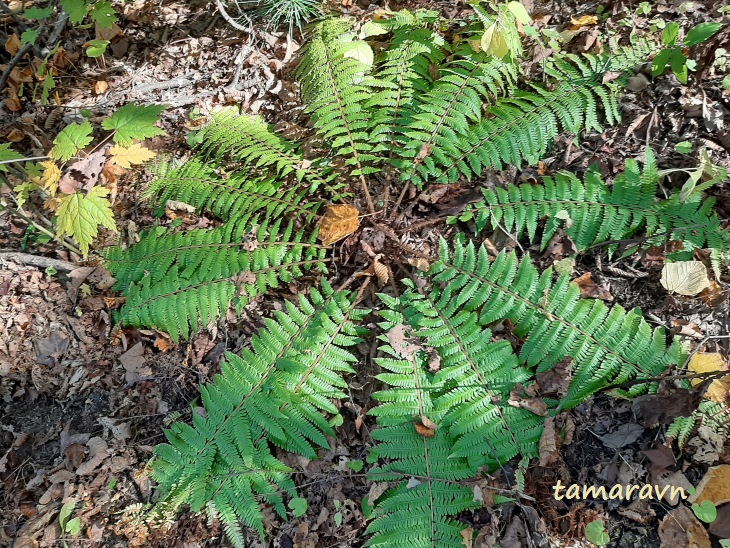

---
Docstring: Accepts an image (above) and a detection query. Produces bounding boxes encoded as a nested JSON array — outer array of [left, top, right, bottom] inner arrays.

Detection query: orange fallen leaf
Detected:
[[414, 421, 436, 438], [569, 15, 598, 29], [94, 80, 109, 94], [5, 34, 20, 56], [317, 204, 360, 246], [689, 465, 730, 506], [573, 272, 613, 301]]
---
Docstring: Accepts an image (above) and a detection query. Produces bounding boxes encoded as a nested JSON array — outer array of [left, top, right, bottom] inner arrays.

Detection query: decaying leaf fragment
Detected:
[[317, 204, 360, 246]]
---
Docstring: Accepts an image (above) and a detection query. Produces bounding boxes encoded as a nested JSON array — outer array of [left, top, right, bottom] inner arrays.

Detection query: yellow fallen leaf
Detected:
[[110, 144, 157, 168], [570, 15, 598, 28], [688, 352, 730, 404], [317, 204, 360, 246], [660, 261, 711, 296]]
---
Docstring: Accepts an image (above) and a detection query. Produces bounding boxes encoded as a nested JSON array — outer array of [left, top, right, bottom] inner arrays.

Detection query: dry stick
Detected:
[[0, 251, 78, 271], [215, 0, 253, 32], [0, 42, 34, 93]]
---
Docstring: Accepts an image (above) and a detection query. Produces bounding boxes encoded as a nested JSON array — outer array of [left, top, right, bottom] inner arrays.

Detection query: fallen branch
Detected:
[[0, 251, 78, 271]]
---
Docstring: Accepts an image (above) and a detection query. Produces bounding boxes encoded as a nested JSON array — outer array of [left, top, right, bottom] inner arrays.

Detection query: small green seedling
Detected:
[[288, 497, 308, 517], [691, 500, 718, 523], [585, 519, 610, 546], [652, 22, 723, 83], [59, 502, 81, 547]]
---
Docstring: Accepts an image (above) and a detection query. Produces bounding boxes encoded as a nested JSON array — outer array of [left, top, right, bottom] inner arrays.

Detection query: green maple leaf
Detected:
[[102, 103, 166, 146], [0, 144, 25, 173], [50, 122, 93, 162], [55, 187, 117, 255], [60, 0, 88, 24], [89, 0, 116, 28]]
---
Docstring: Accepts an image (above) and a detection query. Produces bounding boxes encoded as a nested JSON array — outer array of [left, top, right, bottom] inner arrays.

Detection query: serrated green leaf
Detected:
[[20, 29, 39, 45], [50, 122, 93, 162], [289, 497, 308, 517], [102, 103, 166, 146], [684, 22, 722, 47], [89, 0, 116, 28], [85, 39, 110, 58], [24, 7, 53, 19], [55, 187, 117, 255], [60, 0, 87, 24], [0, 144, 25, 173]]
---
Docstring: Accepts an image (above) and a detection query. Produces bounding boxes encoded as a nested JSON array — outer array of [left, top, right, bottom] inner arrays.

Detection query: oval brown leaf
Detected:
[[318, 204, 360, 246]]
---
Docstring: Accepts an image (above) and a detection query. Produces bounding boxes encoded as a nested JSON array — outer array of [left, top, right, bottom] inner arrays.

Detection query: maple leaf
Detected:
[[0, 143, 24, 172], [37, 161, 61, 194], [55, 187, 117, 255], [102, 103, 166, 146], [50, 122, 93, 162], [109, 143, 156, 168]]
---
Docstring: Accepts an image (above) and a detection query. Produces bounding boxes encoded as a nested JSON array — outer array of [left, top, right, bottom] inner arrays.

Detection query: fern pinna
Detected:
[[100, 7, 727, 548]]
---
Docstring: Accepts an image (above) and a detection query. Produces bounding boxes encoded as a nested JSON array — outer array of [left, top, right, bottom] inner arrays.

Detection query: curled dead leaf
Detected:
[[573, 272, 613, 301], [318, 204, 360, 246], [508, 383, 548, 416], [373, 255, 389, 285], [414, 420, 436, 438], [407, 257, 430, 271]]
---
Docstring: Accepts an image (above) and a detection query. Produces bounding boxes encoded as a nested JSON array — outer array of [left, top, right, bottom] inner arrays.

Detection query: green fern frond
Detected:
[[144, 157, 319, 226], [150, 283, 367, 543], [365, 427, 478, 548], [195, 110, 335, 191], [396, 45, 518, 186], [419, 45, 657, 183], [431, 240, 685, 408], [667, 400, 730, 449], [458, 149, 730, 255], [106, 221, 327, 341], [298, 18, 381, 176]]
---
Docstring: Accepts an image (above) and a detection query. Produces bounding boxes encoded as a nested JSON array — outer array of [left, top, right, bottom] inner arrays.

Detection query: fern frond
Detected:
[[420, 45, 657, 183], [144, 157, 319, 226], [150, 283, 367, 543], [431, 241, 685, 408], [195, 110, 335, 191], [365, 427, 478, 548], [459, 149, 730, 255], [396, 45, 517, 186], [106, 221, 327, 341], [298, 18, 381, 176]]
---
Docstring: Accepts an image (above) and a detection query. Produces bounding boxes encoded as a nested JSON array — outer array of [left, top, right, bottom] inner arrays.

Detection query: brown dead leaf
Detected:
[[653, 470, 694, 506], [414, 420, 436, 438], [154, 334, 173, 352], [689, 465, 730, 506], [101, 161, 126, 186], [7, 85, 22, 111], [421, 415, 438, 430], [5, 34, 21, 55], [658, 506, 711, 548], [538, 416, 560, 466], [318, 204, 360, 246], [632, 389, 698, 427], [7, 128, 24, 142], [407, 257, 431, 271], [699, 279, 727, 308], [58, 149, 108, 194], [373, 255, 389, 285], [642, 444, 676, 476], [461, 527, 474, 548], [569, 15, 598, 29], [94, 80, 108, 94], [386, 324, 423, 358], [508, 384, 547, 416], [573, 272, 613, 301], [536, 357, 573, 398]]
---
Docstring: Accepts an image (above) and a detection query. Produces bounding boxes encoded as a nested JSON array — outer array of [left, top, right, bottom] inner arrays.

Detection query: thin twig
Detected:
[[0, 42, 34, 92], [215, 0, 253, 32], [0, 251, 78, 271]]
